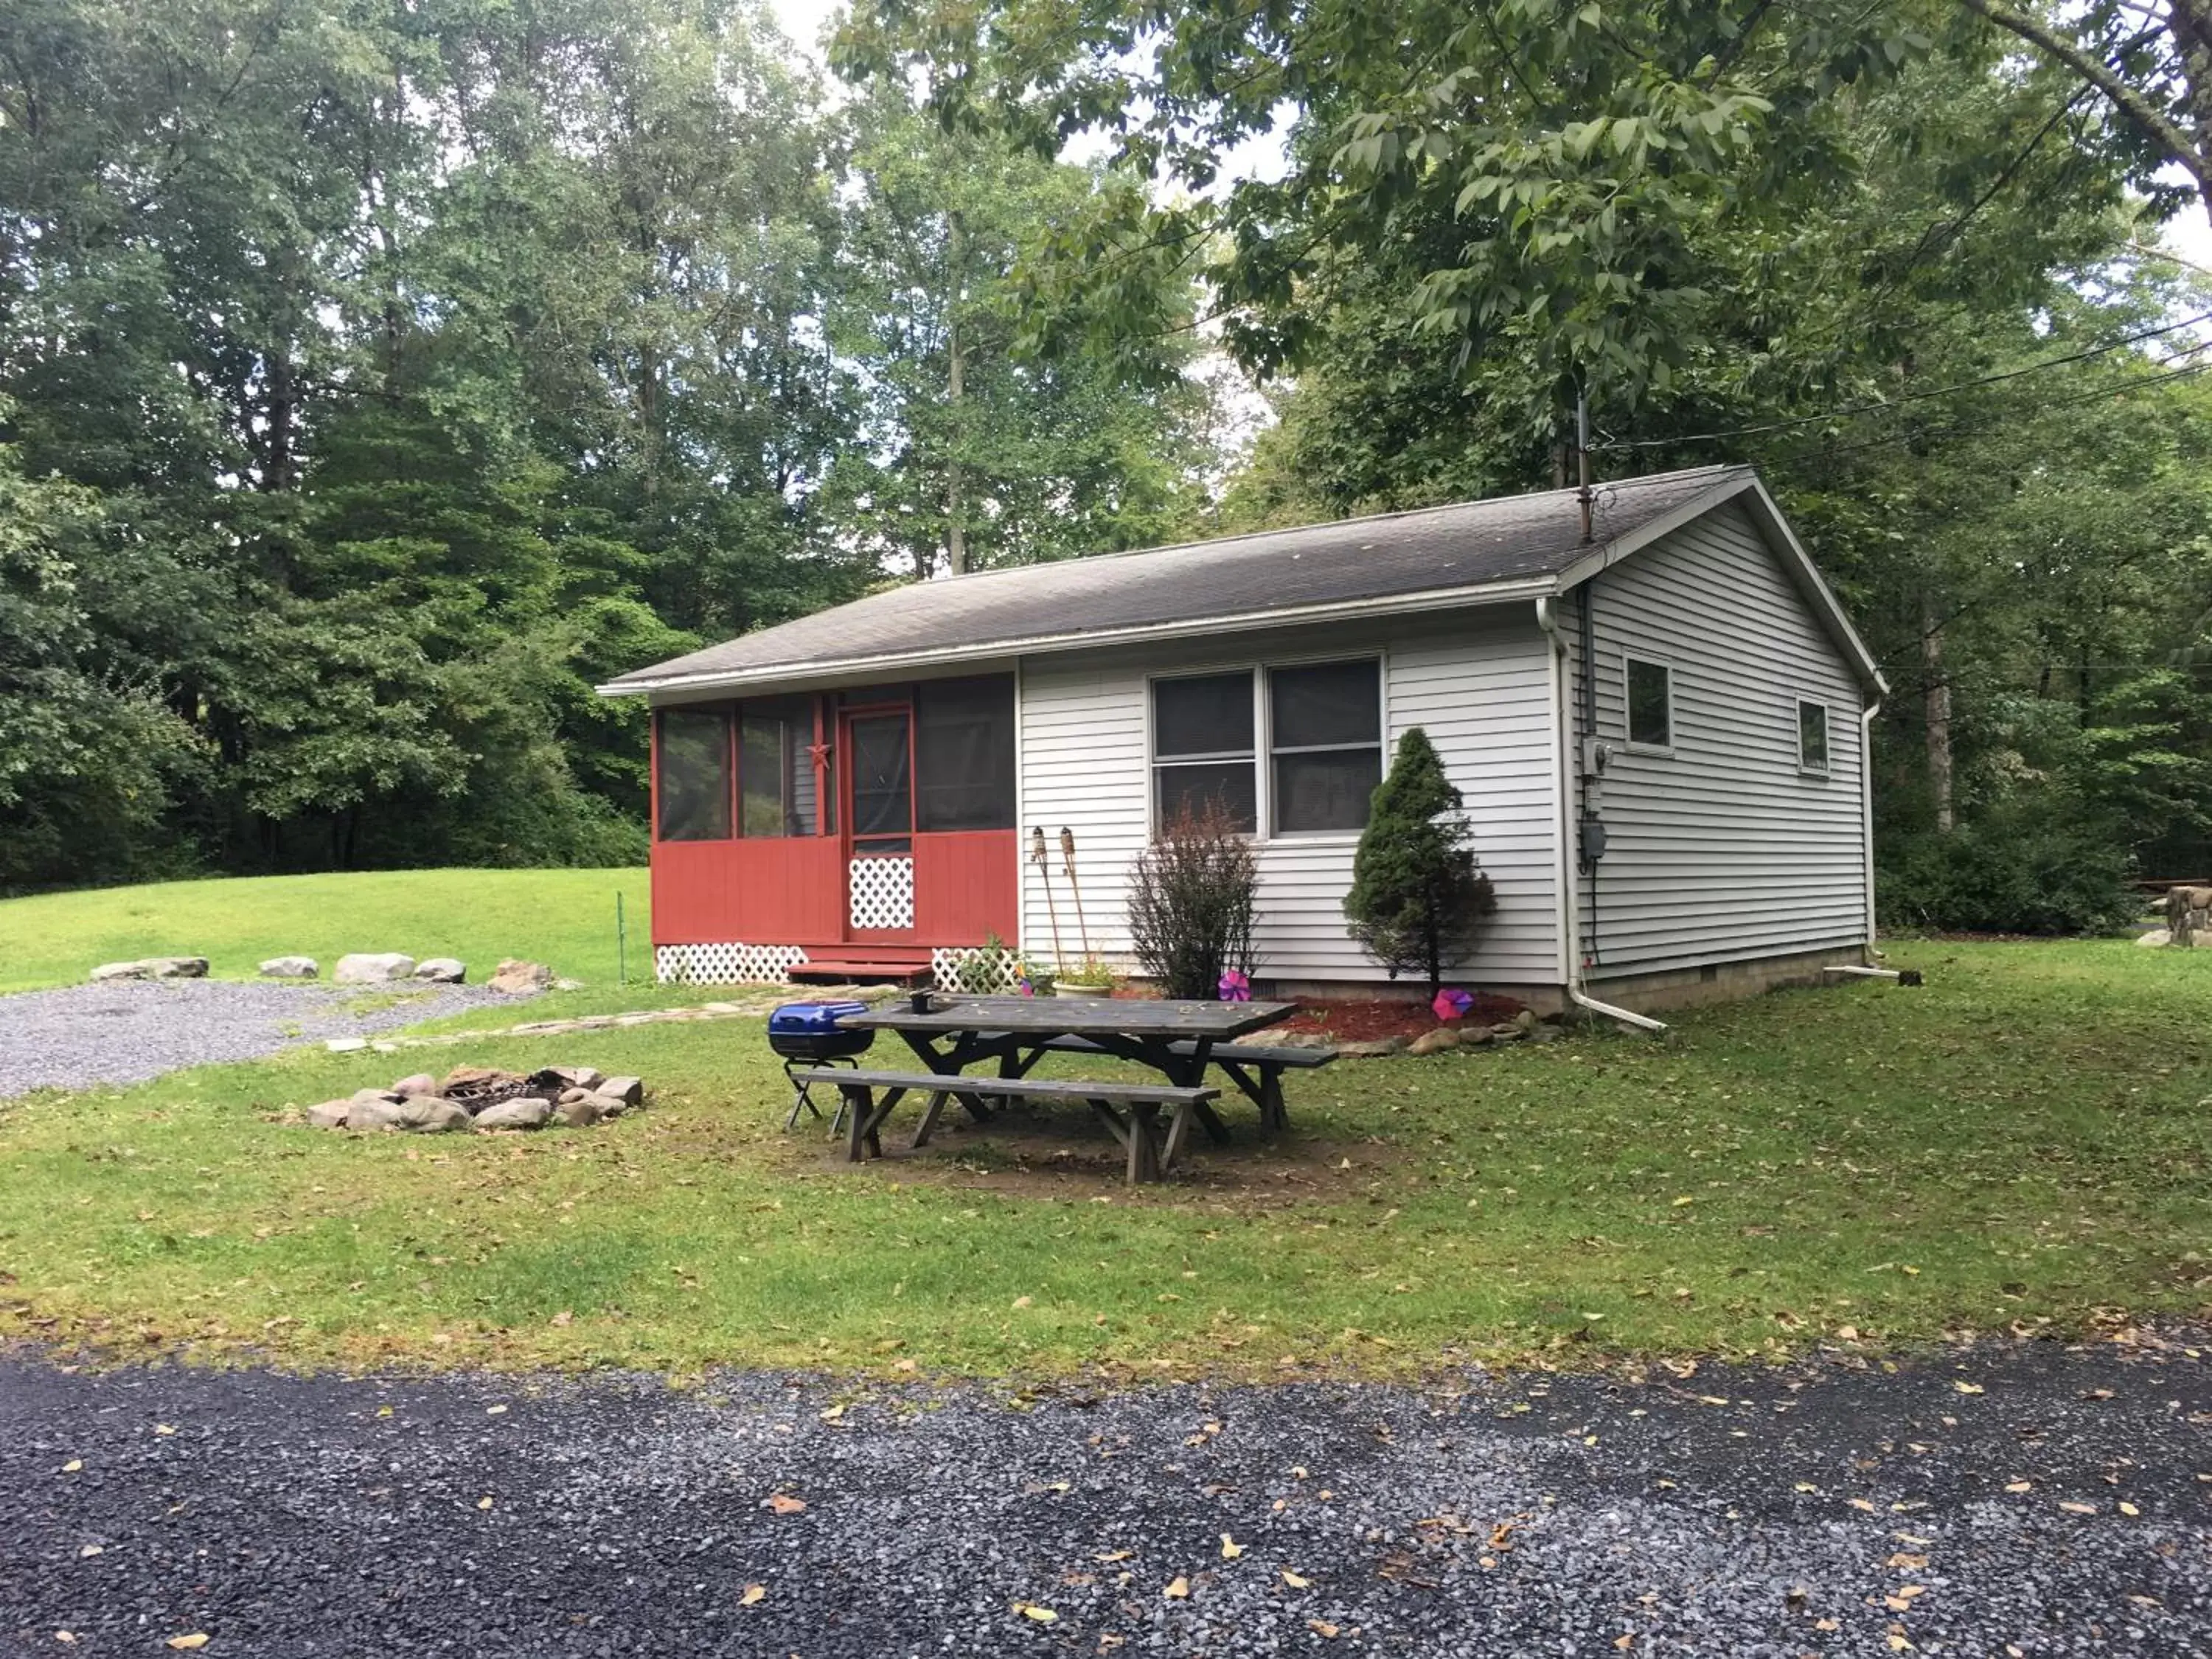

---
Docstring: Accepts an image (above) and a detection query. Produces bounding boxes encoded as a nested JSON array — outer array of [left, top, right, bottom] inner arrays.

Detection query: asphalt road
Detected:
[[1, 1338, 2205, 1657]]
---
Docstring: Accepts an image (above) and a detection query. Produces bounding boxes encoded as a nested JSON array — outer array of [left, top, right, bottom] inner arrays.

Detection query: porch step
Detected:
[[790, 960, 935, 988]]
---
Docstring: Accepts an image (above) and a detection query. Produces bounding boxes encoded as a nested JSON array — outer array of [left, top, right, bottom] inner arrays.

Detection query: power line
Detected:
[[1595, 309, 2212, 451]]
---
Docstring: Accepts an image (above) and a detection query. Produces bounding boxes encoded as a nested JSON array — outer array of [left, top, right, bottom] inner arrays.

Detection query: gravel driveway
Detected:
[[1, 1338, 2203, 1656], [0, 979, 509, 1096]]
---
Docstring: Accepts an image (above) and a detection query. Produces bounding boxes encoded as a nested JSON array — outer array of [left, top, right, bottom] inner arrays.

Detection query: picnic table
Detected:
[[819, 993, 1335, 1181]]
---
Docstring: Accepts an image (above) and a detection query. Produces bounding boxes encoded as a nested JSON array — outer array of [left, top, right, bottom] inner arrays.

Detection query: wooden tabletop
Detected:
[[843, 995, 1297, 1042]]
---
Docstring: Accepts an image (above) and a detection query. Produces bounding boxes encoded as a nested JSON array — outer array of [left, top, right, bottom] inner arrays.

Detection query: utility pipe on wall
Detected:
[[1535, 597, 1669, 1034]]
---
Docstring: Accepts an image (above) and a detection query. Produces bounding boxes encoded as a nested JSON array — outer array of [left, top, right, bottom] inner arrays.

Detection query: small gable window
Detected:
[[1798, 699, 1831, 773], [1625, 658, 1672, 750]]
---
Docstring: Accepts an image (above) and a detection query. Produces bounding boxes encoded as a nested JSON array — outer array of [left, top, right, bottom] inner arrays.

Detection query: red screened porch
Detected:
[[648, 673, 1020, 978]]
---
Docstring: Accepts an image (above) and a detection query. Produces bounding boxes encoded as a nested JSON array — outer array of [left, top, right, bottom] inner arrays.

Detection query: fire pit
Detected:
[[302, 1064, 647, 1133]]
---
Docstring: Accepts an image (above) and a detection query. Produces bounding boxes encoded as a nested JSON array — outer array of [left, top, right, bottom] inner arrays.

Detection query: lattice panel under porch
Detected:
[[848, 855, 916, 931], [654, 942, 810, 985], [931, 945, 1025, 995]]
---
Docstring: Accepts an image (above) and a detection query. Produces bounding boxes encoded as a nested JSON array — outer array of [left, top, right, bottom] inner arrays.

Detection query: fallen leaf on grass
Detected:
[[1953, 1381, 1984, 1396], [1164, 1577, 1189, 1599], [1220, 1534, 1244, 1559], [818, 1405, 846, 1423], [1793, 1482, 1820, 1494], [2004, 1481, 2032, 1493], [1014, 1603, 1057, 1623], [1614, 1638, 1634, 1652], [739, 1585, 765, 1607], [1307, 1620, 1339, 1638], [1887, 1553, 1927, 1571], [1094, 1550, 1132, 1564], [2119, 1501, 2140, 1517], [1848, 1498, 1878, 1513], [1887, 1634, 1913, 1652], [1281, 1569, 1310, 1588], [549, 1310, 573, 1327], [768, 1494, 807, 1515], [166, 1638, 209, 1652]]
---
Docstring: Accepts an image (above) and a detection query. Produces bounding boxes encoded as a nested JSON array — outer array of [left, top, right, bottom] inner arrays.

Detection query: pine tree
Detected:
[[1342, 728, 1495, 995]]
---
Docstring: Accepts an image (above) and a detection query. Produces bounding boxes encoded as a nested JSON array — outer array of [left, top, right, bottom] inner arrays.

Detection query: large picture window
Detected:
[[915, 675, 1017, 831], [1270, 659, 1382, 832], [1152, 671, 1257, 832], [656, 707, 732, 841], [739, 697, 817, 838]]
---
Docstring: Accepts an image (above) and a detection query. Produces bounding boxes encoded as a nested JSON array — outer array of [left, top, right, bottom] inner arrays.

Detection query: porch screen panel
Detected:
[[915, 675, 1015, 831], [849, 712, 913, 845], [1270, 658, 1382, 832], [739, 696, 817, 838], [656, 708, 732, 841], [1152, 671, 1256, 833]]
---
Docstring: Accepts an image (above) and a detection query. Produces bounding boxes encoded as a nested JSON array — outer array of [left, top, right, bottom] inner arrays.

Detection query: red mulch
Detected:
[[1107, 981, 1523, 1041]]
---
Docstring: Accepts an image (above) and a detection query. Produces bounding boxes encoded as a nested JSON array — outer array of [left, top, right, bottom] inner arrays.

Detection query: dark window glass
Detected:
[[1269, 659, 1382, 832], [1274, 748, 1383, 832], [656, 709, 731, 841], [848, 712, 912, 838], [739, 697, 816, 838], [1799, 700, 1829, 771], [1156, 761, 1258, 834], [1627, 658, 1672, 748], [1153, 672, 1253, 757], [915, 675, 1015, 831], [1271, 659, 1380, 748]]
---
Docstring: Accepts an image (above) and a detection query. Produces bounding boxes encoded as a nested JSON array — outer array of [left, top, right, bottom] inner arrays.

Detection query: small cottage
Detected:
[[599, 464, 1886, 1014]]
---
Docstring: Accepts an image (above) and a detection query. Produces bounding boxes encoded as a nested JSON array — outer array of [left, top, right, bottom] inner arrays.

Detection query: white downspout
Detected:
[[1535, 597, 1668, 1034], [1860, 697, 1882, 956]]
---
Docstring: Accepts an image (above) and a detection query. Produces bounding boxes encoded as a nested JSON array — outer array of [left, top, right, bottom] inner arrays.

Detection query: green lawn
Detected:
[[0, 868, 650, 992], [0, 930, 2205, 1378]]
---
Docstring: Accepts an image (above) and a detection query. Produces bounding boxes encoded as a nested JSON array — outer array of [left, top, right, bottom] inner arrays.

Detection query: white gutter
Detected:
[[1534, 597, 1669, 1034], [599, 575, 1558, 699]]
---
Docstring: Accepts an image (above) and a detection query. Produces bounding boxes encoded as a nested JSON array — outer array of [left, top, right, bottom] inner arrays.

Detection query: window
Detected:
[[656, 708, 731, 841], [1626, 658, 1672, 749], [915, 675, 1016, 831], [739, 697, 817, 838], [1152, 671, 1256, 832], [1798, 699, 1830, 773], [1270, 658, 1382, 832]]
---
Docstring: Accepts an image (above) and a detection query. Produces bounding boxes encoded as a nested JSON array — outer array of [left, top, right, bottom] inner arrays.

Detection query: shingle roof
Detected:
[[602, 465, 1757, 694]]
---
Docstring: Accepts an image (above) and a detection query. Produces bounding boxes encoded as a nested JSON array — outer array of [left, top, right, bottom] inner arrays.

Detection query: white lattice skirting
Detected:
[[655, 942, 810, 985], [848, 855, 916, 931], [931, 945, 1025, 995]]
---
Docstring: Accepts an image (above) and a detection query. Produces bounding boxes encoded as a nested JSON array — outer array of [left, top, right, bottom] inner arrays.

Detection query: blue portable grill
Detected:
[[768, 1001, 874, 1130]]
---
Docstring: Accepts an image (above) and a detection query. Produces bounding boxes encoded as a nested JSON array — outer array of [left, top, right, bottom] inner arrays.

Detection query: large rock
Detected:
[[259, 956, 319, 979], [1406, 1027, 1461, 1056], [305, 1099, 353, 1129], [335, 953, 416, 985], [392, 1073, 441, 1099], [2135, 928, 2171, 948], [597, 1075, 644, 1108], [532, 1065, 603, 1093], [352, 1086, 405, 1105], [488, 959, 554, 995], [89, 961, 150, 982], [476, 1097, 553, 1130], [442, 1065, 521, 1090], [346, 1099, 405, 1131], [414, 958, 467, 984], [1337, 1035, 1408, 1058], [391, 1098, 471, 1132], [552, 1096, 608, 1128], [145, 956, 209, 979]]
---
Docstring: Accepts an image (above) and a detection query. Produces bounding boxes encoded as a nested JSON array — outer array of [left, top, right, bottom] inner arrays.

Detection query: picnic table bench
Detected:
[[792, 1066, 1220, 1183], [823, 994, 1328, 1183]]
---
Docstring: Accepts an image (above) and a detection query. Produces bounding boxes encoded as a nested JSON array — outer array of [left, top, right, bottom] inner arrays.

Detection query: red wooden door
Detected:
[[841, 707, 917, 945]]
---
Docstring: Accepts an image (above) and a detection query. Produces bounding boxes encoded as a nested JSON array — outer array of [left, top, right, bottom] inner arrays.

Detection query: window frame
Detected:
[[1144, 651, 1389, 843], [1622, 654, 1676, 755], [1796, 696, 1832, 776]]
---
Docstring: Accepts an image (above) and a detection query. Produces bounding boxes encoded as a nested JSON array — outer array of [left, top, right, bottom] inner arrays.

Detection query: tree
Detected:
[[1343, 729, 1496, 994]]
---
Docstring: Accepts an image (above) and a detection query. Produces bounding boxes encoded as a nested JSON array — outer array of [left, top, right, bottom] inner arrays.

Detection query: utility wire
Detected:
[[1595, 309, 2212, 451]]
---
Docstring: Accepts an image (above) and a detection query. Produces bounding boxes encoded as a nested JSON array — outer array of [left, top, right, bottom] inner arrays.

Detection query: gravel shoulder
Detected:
[[0, 979, 512, 1096], [1, 1338, 2204, 1657]]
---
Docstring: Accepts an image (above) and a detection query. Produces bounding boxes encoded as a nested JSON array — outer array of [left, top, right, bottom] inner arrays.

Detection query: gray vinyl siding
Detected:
[[1572, 500, 1868, 977], [1018, 610, 1562, 987]]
